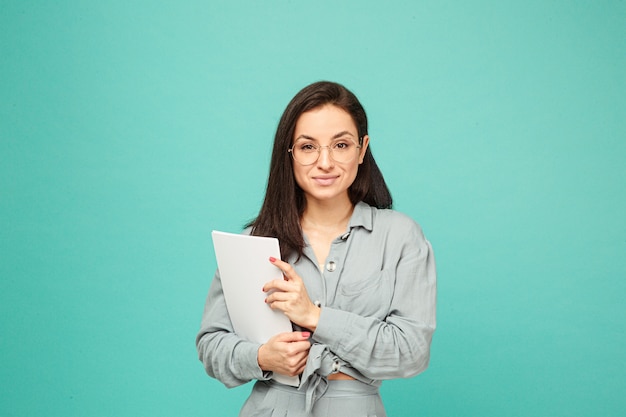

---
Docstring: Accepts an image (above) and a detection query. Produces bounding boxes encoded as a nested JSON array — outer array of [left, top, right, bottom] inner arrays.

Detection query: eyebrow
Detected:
[[295, 131, 356, 141]]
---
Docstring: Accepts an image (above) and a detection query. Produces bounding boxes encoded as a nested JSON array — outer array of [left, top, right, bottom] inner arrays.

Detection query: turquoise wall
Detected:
[[1, 1, 624, 416]]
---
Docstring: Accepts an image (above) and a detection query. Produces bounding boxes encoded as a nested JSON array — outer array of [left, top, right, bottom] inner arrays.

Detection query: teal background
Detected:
[[1, 1, 624, 416]]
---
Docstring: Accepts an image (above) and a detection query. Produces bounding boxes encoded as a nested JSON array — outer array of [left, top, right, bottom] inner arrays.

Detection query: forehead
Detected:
[[294, 104, 357, 139]]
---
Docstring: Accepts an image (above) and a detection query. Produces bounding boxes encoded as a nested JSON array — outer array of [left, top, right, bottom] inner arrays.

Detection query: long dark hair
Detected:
[[248, 81, 392, 258]]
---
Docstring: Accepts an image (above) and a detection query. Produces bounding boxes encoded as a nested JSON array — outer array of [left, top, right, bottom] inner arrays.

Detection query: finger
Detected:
[[286, 340, 311, 354], [296, 352, 309, 368], [266, 299, 289, 314], [294, 354, 310, 374], [265, 289, 297, 304], [286, 347, 309, 367], [269, 258, 300, 282], [289, 336, 311, 348], [294, 341, 312, 355], [287, 357, 308, 375], [274, 331, 310, 343], [263, 278, 295, 293]]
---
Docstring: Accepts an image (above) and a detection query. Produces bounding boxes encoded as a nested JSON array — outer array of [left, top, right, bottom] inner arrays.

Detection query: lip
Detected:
[[312, 175, 339, 186]]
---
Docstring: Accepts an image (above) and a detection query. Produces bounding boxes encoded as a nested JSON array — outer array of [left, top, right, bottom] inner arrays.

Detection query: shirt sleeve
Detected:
[[195, 269, 272, 387], [312, 221, 437, 380]]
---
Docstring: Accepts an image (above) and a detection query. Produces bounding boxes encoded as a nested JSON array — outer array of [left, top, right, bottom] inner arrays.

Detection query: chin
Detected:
[[305, 189, 350, 203]]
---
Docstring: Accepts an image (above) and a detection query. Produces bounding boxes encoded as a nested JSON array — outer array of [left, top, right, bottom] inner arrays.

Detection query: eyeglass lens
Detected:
[[291, 140, 360, 165]]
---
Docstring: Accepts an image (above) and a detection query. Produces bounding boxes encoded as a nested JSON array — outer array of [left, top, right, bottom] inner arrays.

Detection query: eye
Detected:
[[333, 141, 353, 151], [298, 143, 318, 153]]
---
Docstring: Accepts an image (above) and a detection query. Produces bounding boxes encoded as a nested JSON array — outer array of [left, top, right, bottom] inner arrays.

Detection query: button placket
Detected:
[[323, 235, 349, 306]]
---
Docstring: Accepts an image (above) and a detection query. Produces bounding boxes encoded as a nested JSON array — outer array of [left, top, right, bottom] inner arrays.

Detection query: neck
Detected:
[[301, 196, 354, 229]]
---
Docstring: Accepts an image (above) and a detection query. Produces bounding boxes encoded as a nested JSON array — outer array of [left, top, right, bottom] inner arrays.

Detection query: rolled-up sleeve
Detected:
[[195, 270, 272, 387]]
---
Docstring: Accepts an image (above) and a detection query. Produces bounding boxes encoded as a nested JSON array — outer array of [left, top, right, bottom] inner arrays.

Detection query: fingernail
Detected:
[[269, 257, 276, 262], [302, 332, 310, 338]]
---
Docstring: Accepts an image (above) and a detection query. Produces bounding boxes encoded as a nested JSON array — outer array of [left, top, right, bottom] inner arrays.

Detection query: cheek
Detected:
[[347, 162, 360, 182], [292, 164, 307, 187]]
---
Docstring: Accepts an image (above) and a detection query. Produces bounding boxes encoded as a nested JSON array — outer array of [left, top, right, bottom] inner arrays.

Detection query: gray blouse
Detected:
[[196, 201, 437, 410]]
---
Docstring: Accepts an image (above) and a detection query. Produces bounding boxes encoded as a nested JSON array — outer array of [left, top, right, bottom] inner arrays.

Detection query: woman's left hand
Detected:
[[263, 257, 321, 331]]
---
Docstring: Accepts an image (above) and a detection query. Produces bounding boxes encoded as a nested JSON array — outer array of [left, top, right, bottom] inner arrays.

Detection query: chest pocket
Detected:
[[336, 269, 395, 319]]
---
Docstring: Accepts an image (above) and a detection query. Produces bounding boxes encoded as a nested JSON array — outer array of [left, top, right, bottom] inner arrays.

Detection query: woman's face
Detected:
[[291, 104, 369, 205]]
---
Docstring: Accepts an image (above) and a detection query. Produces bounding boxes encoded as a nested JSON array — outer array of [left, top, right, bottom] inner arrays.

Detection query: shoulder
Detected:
[[373, 207, 419, 227], [366, 204, 428, 244], [367, 204, 422, 230]]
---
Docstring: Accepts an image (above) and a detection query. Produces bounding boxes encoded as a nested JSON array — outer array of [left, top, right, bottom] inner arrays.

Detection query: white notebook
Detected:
[[211, 230, 299, 387]]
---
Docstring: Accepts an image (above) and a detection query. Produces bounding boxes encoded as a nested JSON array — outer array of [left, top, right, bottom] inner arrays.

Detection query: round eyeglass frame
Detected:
[[288, 137, 363, 166]]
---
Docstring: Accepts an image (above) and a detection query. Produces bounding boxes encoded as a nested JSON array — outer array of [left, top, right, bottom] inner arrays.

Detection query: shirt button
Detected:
[[326, 261, 336, 272]]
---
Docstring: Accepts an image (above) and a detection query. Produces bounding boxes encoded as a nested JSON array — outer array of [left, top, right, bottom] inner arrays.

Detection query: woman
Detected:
[[196, 81, 436, 416]]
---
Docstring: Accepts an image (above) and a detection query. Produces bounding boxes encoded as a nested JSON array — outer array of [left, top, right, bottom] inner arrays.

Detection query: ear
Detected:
[[358, 135, 370, 164]]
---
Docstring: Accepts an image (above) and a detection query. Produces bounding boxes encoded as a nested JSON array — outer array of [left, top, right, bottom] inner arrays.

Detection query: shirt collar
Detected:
[[348, 201, 374, 232]]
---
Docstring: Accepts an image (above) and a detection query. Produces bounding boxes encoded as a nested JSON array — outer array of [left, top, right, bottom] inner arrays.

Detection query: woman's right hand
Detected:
[[257, 331, 311, 377]]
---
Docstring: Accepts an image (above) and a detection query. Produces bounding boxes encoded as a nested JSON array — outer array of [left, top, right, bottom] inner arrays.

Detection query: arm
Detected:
[[196, 270, 312, 386], [314, 224, 437, 380], [195, 270, 269, 387]]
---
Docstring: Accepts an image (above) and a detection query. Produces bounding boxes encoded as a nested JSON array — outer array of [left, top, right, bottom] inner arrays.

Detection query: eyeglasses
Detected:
[[288, 138, 362, 166]]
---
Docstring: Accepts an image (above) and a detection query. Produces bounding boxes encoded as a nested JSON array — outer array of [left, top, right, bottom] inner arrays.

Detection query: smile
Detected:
[[312, 175, 339, 186]]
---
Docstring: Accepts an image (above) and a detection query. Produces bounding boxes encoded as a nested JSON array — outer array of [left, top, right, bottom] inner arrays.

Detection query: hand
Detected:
[[258, 331, 311, 376], [263, 257, 321, 331]]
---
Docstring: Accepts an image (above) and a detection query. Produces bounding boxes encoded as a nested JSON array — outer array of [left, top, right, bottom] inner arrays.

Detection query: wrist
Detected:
[[307, 305, 321, 332], [257, 344, 268, 371]]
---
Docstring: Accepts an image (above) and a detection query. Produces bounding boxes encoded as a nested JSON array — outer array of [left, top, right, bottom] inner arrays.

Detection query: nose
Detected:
[[316, 146, 334, 169]]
